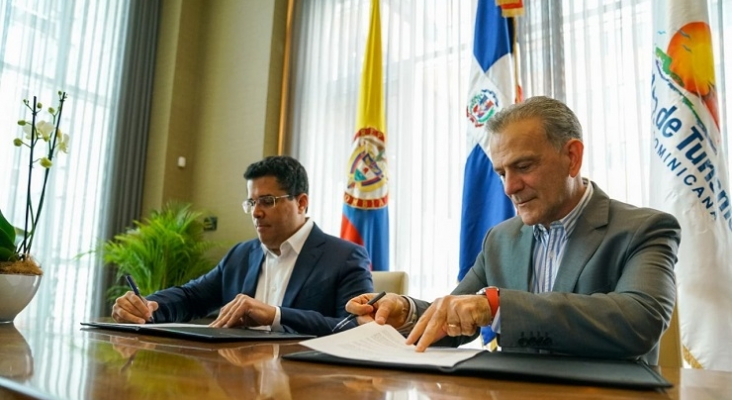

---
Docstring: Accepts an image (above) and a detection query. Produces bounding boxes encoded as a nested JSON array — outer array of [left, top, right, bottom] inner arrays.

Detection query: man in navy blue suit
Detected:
[[112, 156, 373, 336]]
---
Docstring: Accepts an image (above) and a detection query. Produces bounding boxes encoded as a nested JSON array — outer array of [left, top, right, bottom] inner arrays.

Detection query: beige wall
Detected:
[[144, 0, 287, 252]]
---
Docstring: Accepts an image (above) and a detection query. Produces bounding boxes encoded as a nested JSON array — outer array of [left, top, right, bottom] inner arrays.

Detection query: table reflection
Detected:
[[0, 324, 33, 381], [84, 332, 290, 399], [0, 326, 518, 399], [1, 322, 729, 400], [217, 344, 291, 400], [90, 332, 402, 399]]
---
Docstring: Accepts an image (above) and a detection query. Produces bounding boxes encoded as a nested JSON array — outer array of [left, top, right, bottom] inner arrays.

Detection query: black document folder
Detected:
[[283, 350, 672, 390], [81, 321, 314, 342]]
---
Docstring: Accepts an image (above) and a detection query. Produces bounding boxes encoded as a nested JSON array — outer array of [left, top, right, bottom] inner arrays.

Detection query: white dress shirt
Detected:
[[254, 218, 314, 331]]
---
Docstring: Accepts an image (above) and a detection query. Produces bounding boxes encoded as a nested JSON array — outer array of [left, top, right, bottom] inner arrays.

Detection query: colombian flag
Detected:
[[341, 0, 389, 271], [459, 0, 520, 282]]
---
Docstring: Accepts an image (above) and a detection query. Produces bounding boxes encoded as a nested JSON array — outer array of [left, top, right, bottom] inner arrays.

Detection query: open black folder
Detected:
[[81, 321, 314, 342], [283, 349, 672, 390]]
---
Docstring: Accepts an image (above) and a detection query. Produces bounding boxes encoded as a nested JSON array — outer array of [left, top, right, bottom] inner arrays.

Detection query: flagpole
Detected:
[[277, 0, 295, 155]]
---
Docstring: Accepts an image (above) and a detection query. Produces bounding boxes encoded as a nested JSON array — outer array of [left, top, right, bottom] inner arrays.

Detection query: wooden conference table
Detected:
[[0, 321, 730, 400]]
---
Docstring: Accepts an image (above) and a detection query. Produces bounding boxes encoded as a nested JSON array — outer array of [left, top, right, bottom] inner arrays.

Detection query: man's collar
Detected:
[[532, 178, 593, 234]]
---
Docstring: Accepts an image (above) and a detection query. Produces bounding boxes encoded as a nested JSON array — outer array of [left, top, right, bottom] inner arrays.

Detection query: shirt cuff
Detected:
[[491, 307, 501, 334], [395, 296, 418, 336], [270, 306, 283, 332]]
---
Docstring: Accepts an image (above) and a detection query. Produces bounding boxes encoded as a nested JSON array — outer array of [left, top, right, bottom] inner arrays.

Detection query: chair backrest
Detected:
[[658, 302, 682, 367], [371, 271, 409, 295]]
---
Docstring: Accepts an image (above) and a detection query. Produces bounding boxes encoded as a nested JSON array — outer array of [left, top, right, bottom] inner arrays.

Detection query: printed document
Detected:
[[301, 322, 484, 368], [85, 322, 271, 330]]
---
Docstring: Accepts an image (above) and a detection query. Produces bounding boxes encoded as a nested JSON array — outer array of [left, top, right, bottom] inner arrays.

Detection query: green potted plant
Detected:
[[0, 91, 69, 323], [102, 201, 225, 301]]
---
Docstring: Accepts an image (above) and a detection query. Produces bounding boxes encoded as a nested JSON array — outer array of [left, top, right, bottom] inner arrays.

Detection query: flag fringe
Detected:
[[682, 345, 704, 369]]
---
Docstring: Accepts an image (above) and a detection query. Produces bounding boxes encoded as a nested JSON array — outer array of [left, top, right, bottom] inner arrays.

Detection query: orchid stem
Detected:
[[25, 92, 67, 257], [20, 97, 39, 259]]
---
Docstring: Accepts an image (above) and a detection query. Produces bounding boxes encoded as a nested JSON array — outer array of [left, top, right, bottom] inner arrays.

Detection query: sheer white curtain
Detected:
[[0, 0, 130, 333], [289, 0, 475, 300], [520, 0, 731, 206], [288, 0, 732, 300]]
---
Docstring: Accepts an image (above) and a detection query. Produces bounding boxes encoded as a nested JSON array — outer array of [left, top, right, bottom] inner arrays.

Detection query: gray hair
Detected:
[[486, 96, 583, 149]]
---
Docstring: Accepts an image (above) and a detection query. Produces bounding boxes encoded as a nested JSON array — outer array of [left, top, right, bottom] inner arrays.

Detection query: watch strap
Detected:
[[479, 286, 500, 319]]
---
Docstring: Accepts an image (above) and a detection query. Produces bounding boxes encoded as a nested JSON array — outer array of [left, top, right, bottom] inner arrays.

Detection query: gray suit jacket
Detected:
[[416, 183, 680, 364]]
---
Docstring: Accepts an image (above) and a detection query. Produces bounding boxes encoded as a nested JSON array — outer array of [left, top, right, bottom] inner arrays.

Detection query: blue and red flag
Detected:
[[461, 1, 521, 346], [459, 0, 521, 282], [341, 0, 389, 271]]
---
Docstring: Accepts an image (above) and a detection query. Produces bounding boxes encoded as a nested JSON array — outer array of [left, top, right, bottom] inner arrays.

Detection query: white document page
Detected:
[[301, 322, 484, 368], [143, 323, 210, 328], [83, 322, 273, 331], [90, 322, 208, 328]]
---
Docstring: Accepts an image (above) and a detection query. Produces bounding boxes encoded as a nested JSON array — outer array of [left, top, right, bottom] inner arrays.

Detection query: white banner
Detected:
[[650, 0, 732, 371]]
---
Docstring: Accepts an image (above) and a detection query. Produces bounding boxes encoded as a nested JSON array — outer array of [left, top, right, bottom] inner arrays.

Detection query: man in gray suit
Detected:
[[347, 96, 680, 364]]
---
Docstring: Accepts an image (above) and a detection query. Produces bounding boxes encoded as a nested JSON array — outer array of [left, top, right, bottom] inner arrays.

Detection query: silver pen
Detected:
[[332, 291, 387, 332]]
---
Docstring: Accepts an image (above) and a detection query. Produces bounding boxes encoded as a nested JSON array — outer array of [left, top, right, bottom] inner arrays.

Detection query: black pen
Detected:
[[125, 274, 154, 323], [332, 291, 387, 332]]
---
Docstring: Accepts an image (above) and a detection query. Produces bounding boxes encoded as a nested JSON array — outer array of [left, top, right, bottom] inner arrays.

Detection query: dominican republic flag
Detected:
[[459, 0, 520, 282], [650, 0, 732, 371], [341, 0, 389, 272]]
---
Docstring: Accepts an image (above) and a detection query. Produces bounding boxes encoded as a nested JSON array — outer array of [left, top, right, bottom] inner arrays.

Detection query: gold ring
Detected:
[[447, 323, 459, 328]]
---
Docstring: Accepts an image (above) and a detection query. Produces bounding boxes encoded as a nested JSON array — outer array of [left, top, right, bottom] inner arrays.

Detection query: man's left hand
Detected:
[[209, 294, 276, 328], [406, 294, 492, 352]]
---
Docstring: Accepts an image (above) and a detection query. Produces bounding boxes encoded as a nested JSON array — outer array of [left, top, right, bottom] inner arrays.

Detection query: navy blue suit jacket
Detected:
[[148, 224, 373, 336]]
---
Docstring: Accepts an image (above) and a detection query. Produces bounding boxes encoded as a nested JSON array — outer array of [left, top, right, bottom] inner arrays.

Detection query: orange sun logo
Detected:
[[666, 21, 719, 129]]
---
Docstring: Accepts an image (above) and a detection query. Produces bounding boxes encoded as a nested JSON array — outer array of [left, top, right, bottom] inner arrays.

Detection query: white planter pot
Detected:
[[0, 273, 42, 323]]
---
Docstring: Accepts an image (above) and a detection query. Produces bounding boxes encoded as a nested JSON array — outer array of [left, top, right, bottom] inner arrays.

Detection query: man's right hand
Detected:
[[345, 292, 409, 327], [112, 291, 158, 324]]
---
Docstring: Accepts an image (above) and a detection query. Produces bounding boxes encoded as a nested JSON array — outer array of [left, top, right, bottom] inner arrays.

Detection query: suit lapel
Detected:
[[553, 183, 610, 292], [508, 223, 534, 291], [243, 246, 265, 295], [281, 225, 325, 308]]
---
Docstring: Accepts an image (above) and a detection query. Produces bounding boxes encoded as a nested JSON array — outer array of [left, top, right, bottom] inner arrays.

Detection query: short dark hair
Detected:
[[486, 96, 583, 150], [243, 156, 309, 196]]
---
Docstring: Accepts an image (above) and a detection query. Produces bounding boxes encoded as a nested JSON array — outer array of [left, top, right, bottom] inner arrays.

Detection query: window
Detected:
[[288, 0, 731, 300], [0, 0, 130, 333]]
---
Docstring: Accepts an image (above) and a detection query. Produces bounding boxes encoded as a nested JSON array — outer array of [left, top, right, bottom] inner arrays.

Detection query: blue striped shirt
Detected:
[[530, 180, 593, 293]]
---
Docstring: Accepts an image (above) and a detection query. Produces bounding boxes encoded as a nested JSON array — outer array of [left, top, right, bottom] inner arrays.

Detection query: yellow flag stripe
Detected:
[[356, 0, 385, 134]]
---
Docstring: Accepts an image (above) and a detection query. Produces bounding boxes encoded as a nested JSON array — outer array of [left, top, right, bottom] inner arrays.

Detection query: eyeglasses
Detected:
[[242, 195, 294, 214]]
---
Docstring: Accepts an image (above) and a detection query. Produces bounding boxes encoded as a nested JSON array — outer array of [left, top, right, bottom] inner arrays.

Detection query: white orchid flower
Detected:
[[58, 134, 70, 153], [22, 120, 55, 141], [22, 122, 33, 139], [36, 121, 55, 141]]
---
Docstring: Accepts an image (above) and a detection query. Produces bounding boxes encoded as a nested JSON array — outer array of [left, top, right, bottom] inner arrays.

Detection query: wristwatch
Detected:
[[476, 286, 500, 318]]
